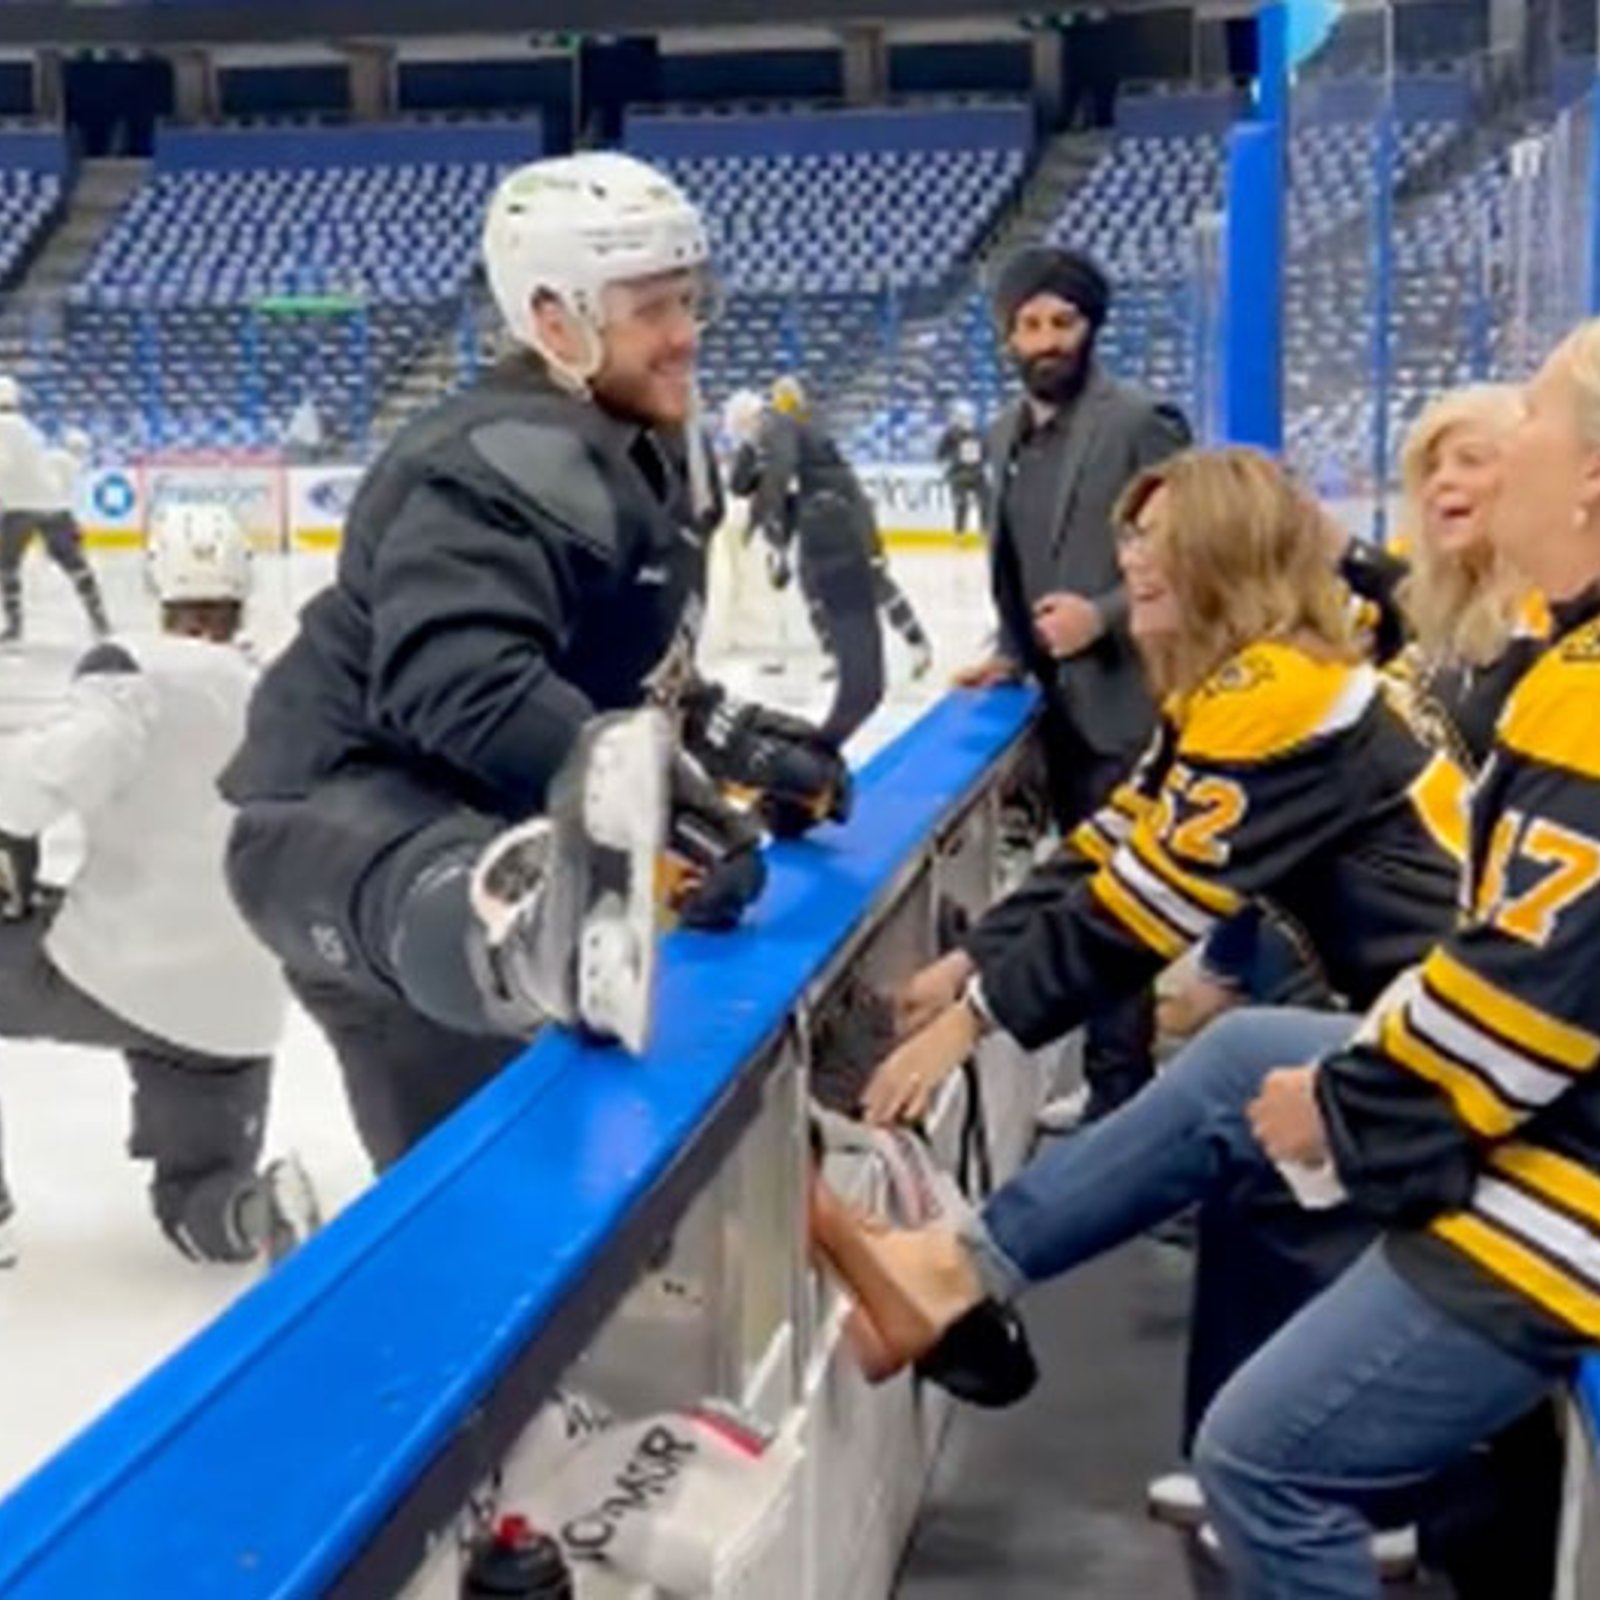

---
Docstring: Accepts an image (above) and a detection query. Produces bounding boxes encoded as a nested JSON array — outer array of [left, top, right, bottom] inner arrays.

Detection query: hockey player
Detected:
[[935, 400, 987, 535], [735, 376, 932, 741], [220, 153, 850, 1172], [0, 502, 313, 1267], [0, 387, 110, 645]]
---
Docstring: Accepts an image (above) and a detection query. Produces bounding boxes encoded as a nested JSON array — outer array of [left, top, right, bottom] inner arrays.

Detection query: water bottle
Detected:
[[461, 1514, 574, 1599]]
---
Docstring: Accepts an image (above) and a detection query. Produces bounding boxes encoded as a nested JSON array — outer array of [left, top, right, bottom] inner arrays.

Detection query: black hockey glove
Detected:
[[681, 685, 853, 840], [0, 829, 39, 921], [665, 752, 768, 931]]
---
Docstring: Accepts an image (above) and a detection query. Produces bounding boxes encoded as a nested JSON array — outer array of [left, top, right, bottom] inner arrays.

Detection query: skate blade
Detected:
[[576, 711, 671, 1053]]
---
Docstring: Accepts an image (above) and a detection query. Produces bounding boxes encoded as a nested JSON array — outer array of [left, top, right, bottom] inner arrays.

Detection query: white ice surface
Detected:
[[0, 537, 995, 1494]]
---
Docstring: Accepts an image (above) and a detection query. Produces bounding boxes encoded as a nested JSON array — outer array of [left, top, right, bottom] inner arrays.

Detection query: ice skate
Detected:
[[0, 1204, 17, 1269], [472, 708, 672, 1052]]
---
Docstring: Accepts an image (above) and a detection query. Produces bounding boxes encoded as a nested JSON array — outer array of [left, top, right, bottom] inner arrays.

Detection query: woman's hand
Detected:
[[1247, 1067, 1329, 1167], [861, 1000, 983, 1126], [893, 950, 976, 1038]]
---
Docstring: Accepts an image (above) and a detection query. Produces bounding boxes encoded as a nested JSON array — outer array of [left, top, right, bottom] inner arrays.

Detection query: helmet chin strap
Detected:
[[527, 291, 604, 392]]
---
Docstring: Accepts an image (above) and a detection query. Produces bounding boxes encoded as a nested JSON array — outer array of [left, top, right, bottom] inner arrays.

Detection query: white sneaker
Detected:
[[1035, 1085, 1091, 1134], [1146, 1470, 1205, 1528], [1196, 1521, 1417, 1581]]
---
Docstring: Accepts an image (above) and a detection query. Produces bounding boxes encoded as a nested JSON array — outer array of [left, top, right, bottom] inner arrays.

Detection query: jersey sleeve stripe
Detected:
[[1070, 819, 1115, 868], [1491, 1144, 1600, 1229], [1434, 1206, 1600, 1338], [1111, 847, 1218, 943], [1109, 785, 1147, 821], [1090, 869, 1190, 961], [1409, 985, 1576, 1110], [1423, 946, 1600, 1072], [1128, 829, 1244, 918], [1380, 1009, 1520, 1137]]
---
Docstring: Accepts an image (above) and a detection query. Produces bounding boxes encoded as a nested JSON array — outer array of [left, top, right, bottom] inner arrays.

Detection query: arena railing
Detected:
[[0, 685, 1045, 1600]]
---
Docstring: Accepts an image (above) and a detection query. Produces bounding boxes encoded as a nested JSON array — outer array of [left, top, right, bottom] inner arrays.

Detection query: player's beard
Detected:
[[1017, 343, 1092, 406]]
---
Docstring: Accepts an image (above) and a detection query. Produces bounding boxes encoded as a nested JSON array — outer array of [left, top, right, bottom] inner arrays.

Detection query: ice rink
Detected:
[[0, 531, 996, 1496]]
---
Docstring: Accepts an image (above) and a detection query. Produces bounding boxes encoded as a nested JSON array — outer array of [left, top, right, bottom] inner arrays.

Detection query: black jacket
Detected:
[[221, 358, 708, 822]]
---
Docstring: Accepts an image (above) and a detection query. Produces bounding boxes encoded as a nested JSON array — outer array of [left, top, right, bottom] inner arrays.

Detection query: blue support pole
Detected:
[[1587, 78, 1600, 313], [1221, 0, 1287, 451], [1369, 104, 1397, 543], [1222, 123, 1285, 450]]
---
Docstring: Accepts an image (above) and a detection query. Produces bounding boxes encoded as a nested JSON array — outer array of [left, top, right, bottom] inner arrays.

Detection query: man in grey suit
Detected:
[[958, 244, 1190, 1125]]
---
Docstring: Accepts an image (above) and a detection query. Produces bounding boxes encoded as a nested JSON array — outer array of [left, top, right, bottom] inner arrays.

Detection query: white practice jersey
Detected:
[[43, 446, 79, 514], [0, 635, 286, 1057], [0, 411, 70, 514]]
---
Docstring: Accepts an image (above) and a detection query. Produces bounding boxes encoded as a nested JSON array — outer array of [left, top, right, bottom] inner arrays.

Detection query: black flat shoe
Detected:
[[915, 1298, 1038, 1409]]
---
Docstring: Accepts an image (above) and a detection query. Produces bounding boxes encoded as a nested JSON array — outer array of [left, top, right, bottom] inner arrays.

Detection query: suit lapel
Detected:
[[1047, 371, 1113, 557], [986, 403, 1025, 539]]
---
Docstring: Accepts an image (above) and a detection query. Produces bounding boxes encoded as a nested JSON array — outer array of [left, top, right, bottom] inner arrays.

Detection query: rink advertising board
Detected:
[[82, 460, 983, 549], [288, 464, 364, 548]]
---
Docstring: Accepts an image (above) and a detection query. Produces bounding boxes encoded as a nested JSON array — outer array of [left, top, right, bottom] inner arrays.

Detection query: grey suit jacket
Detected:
[[984, 367, 1190, 756]]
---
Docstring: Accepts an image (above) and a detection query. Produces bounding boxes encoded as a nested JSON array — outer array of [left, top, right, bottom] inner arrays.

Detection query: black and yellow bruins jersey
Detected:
[[1380, 591, 1552, 774], [969, 639, 1464, 1050], [1319, 589, 1600, 1365]]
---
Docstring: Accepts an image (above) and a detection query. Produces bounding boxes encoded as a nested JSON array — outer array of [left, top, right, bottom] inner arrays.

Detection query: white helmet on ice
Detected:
[[482, 152, 710, 381], [0, 375, 21, 411], [722, 388, 765, 444], [147, 502, 251, 605]]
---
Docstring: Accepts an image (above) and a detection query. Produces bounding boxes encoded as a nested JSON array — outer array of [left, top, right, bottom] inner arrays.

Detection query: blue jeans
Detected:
[[967, 1007, 1359, 1296], [1194, 1245, 1557, 1599]]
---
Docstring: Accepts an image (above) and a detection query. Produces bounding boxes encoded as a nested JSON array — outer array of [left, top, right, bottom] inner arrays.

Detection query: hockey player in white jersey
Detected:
[[0, 386, 110, 644], [0, 503, 314, 1267]]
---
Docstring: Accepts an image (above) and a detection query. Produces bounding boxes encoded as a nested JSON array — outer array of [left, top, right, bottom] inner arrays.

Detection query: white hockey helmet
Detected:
[[0, 375, 21, 410], [482, 152, 711, 379], [146, 502, 251, 605], [722, 387, 765, 443], [951, 399, 977, 428], [62, 426, 91, 458]]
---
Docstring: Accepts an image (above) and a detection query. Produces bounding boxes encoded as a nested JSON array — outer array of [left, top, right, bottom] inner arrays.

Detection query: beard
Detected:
[[1017, 344, 1092, 406]]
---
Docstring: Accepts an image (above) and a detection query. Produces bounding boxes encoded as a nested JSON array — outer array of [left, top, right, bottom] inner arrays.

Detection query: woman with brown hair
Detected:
[[858, 445, 1460, 1130], [1153, 383, 1541, 1048]]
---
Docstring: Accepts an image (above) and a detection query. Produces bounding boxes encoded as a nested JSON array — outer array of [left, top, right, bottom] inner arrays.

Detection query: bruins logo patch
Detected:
[[1200, 654, 1276, 698], [1559, 621, 1600, 663]]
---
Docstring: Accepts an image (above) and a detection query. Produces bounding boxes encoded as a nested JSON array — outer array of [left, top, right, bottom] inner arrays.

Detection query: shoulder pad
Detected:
[[74, 641, 139, 679], [468, 417, 621, 563], [1498, 616, 1600, 778], [1180, 643, 1374, 765]]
